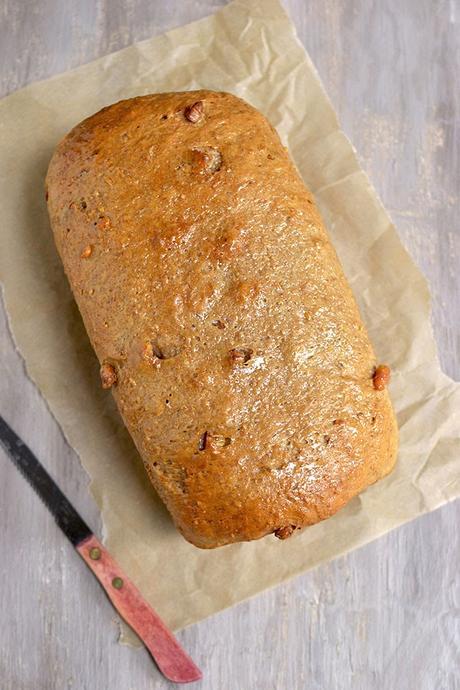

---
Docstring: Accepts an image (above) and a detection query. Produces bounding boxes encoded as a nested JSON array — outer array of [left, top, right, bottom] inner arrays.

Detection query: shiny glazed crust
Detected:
[[46, 91, 398, 548]]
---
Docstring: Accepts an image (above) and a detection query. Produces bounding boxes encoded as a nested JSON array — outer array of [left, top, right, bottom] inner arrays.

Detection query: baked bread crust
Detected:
[[46, 91, 398, 548]]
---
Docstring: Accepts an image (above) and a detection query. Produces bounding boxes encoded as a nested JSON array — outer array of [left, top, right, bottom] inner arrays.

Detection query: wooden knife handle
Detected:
[[76, 534, 202, 684]]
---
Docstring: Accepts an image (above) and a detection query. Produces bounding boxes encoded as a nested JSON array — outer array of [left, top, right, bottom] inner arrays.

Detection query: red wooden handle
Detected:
[[76, 535, 202, 684]]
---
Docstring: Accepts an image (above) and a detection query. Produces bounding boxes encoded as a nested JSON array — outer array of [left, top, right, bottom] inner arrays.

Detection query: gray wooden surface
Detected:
[[1, 1, 459, 688]]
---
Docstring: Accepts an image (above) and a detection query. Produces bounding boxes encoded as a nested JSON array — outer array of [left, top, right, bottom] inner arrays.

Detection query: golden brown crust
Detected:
[[46, 90, 398, 548]]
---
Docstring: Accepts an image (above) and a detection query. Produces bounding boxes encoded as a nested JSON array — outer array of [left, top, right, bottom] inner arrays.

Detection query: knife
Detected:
[[0, 415, 202, 684]]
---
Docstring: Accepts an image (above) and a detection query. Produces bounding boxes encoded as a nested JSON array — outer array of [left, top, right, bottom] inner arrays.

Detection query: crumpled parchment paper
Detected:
[[0, 0, 459, 633]]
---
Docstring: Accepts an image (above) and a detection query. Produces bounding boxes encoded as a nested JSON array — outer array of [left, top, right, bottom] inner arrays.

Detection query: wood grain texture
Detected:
[[0, 1, 458, 689]]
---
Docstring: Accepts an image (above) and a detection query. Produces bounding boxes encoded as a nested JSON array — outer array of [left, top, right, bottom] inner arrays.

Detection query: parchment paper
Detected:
[[0, 0, 459, 633]]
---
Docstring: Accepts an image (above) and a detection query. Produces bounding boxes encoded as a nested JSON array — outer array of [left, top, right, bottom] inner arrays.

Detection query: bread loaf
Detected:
[[46, 91, 398, 548]]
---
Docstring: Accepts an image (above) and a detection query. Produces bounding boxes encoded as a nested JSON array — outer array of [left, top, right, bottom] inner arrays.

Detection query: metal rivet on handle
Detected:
[[112, 577, 123, 589], [89, 547, 101, 560]]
